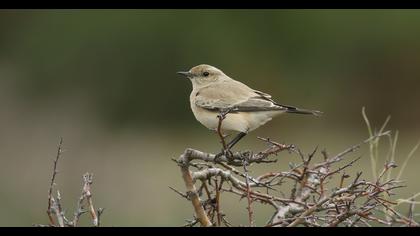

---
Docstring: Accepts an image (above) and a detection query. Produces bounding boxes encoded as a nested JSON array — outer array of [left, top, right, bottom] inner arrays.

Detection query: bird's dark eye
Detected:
[[203, 71, 209, 77]]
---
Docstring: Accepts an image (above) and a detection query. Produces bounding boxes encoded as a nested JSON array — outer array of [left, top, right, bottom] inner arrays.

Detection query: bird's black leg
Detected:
[[214, 132, 247, 162], [227, 132, 247, 149]]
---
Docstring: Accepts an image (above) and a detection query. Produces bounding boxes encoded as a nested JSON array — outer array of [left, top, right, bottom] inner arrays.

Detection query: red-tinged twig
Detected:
[[376, 161, 397, 185], [216, 110, 231, 150], [286, 180, 367, 227], [323, 156, 362, 181], [243, 157, 254, 227], [319, 156, 362, 197], [373, 196, 418, 226], [326, 210, 357, 227], [256, 137, 295, 159], [357, 212, 391, 226], [313, 131, 390, 169]]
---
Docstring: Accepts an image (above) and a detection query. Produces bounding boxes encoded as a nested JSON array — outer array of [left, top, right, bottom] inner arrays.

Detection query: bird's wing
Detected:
[[253, 89, 322, 116], [194, 81, 288, 112]]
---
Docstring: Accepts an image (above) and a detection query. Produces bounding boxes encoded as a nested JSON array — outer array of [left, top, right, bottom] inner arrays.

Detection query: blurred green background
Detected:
[[0, 10, 419, 226]]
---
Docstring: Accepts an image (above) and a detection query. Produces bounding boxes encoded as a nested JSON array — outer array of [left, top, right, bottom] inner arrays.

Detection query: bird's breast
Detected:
[[190, 101, 220, 130]]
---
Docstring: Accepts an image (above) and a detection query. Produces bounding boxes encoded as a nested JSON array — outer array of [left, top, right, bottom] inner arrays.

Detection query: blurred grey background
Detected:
[[0, 10, 419, 226]]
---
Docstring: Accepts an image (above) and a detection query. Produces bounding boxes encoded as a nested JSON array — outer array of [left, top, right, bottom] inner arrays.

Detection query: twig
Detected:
[[96, 208, 105, 227], [82, 173, 99, 226], [183, 217, 199, 227], [214, 178, 222, 226], [169, 186, 189, 199], [256, 137, 295, 159], [54, 190, 66, 227], [71, 185, 89, 227], [216, 109, 231, 150], [219, 162, 275, 190], [221, 214, 232, 227], [243, 157, 254, 227], [408, 198, 415, 227], [314, 131, 390, 169], [47, 137, 63, 226], [376, 161, 397, 185], [39, 138, 104, 227]]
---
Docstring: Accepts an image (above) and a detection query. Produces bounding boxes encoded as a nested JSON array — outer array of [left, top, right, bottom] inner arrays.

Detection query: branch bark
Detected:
[[178, 149, 212, 227]]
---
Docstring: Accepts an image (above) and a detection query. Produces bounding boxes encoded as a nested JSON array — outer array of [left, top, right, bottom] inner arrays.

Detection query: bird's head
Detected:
[[177, 64, 228, 89]]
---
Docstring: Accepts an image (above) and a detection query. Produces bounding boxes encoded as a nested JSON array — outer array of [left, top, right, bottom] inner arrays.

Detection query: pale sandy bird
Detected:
[[178, 64, 322, 151]]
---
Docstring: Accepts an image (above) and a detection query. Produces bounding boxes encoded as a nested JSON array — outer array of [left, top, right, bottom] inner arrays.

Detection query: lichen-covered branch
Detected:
[[178, 150, 212, 227]]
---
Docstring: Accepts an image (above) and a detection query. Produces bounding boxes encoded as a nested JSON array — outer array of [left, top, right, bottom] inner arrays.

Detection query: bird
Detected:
[[177, 64, 322, 152]]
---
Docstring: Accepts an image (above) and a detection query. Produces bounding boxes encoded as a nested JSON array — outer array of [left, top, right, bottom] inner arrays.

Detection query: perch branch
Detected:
[[178, 150, 212, 227]]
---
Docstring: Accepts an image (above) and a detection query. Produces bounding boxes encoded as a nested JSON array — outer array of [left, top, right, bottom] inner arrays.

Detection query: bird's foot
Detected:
[[214, 148, 234, 162]]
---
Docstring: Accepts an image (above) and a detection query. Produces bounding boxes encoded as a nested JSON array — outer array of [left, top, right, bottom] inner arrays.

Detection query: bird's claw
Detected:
[[214, 149, 234, 162]]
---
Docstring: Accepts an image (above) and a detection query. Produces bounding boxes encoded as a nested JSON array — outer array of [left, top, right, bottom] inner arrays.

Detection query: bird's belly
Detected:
[[244, 111, 284, 131], [191, 104, 284, 133], [191, 105, 248, 132]]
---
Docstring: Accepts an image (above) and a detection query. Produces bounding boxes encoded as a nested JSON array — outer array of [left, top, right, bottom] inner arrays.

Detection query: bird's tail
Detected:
[[279, 104, 323, 116]]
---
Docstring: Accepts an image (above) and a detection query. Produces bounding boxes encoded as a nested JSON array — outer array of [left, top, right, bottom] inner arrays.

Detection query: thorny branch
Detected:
[[36, 138, 104, 227], [243, 157, 254, 226], [47, 137, 63, 226], [173, 113, 419, 227]]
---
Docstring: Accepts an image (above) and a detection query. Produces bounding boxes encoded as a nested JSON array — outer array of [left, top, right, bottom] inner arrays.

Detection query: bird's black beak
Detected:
[[177, 71, 193, 78]]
